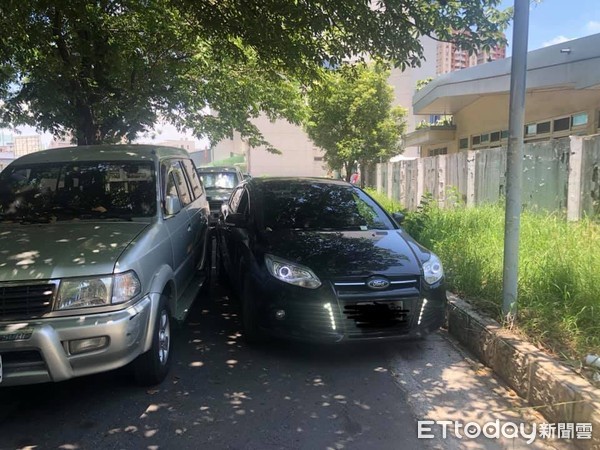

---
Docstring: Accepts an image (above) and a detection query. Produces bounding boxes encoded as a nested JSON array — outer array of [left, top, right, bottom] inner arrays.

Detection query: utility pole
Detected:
[[502, 0, 530, 317]]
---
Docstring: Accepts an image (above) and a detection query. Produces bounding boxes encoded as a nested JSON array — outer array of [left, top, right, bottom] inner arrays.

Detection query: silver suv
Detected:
[[0, 145, 210, 386]]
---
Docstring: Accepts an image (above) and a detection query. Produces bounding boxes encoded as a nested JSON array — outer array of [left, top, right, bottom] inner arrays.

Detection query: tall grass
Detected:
[[368, 189, 600, 358]]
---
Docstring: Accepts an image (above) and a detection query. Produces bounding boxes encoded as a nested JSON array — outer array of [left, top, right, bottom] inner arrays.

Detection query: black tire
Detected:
[[133, 296, 172, 386], [241, 276, 265, 343]]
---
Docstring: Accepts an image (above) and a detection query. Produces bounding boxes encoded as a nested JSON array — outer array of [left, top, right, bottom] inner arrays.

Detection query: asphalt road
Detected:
[[0, 279, 562, 450], [0, 279, 428, 450]]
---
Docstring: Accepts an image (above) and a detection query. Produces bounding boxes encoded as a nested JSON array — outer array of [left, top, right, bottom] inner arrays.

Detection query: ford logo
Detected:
[[366, 277, 390, 290]]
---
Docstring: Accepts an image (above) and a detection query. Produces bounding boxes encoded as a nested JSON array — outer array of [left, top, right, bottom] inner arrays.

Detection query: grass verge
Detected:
[[366, 188, 600, 360]]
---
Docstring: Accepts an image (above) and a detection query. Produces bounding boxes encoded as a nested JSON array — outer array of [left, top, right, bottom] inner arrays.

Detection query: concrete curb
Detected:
[[446, 293, 600, 449]]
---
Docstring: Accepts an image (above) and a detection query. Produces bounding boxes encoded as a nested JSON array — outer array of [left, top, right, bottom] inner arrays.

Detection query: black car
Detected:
[[196, 166, 244, 225], [216, 177, 447, 343]]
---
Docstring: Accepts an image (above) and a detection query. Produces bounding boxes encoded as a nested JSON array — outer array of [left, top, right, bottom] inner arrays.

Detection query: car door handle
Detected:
[[187, 224, 192, 232]]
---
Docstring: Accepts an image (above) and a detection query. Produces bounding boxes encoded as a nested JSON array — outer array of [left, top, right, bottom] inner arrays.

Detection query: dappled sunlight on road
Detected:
[[390, 334, 570, 449], [0, 275, 554, 450]]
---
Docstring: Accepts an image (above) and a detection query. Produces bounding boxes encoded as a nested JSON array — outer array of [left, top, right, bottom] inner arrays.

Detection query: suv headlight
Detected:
[[55, 271, 141, 310], [423, 253, 444, 285], [265, 254, 322, 289]]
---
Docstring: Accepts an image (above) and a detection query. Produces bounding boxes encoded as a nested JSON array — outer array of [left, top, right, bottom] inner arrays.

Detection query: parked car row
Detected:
[[0, 145, 446, 388]]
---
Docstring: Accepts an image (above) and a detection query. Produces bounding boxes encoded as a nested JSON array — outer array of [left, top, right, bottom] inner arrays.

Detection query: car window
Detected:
[[0, 161, 157, 219], [169, 161, 192, 207], [198, 171, 238, 189], [181, 159, 203, 199], [260, 183, 394, 231]]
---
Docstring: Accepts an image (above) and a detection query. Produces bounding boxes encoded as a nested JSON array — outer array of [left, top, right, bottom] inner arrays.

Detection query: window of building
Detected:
[[429, 147, 448, 157], [490, 131, 501, 142], [537, 121, 551, 134], [501, 130, 509, 140], [525, 124, 537, 136], [459, 138, 469, 149], [480, 133, 490, 143], [571, 112, 588, 127], [553, 117, 570, 132], [472, 135, 481, 146], [314, 156, 323, 161]]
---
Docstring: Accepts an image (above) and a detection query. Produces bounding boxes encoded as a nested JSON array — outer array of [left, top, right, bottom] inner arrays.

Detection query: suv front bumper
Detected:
[[0, 296, 152, 387]]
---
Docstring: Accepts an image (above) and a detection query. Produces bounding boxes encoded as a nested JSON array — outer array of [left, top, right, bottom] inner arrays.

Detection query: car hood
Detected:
[[206, 188, 233, 201], [0, 221, 149, 282], [261, 229, 423, 278]]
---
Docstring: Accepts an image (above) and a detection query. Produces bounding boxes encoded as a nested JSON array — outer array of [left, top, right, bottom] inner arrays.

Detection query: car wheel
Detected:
[[133, 295, 172, 386], [241, 275, 265, 343]]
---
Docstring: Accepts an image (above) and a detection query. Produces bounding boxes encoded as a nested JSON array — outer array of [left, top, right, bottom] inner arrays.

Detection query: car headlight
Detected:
[[423, 253, 444, 285], [264, 254, 322, 289], [55, 271, 141, 310]]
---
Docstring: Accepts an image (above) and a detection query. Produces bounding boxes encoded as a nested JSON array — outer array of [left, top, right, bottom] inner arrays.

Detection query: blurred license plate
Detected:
[[356, 301, 404, 310]]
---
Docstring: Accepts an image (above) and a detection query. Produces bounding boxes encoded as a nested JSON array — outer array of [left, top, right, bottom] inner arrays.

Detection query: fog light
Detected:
[[68, 336, 109, 355], [275, 309, 286, 320]]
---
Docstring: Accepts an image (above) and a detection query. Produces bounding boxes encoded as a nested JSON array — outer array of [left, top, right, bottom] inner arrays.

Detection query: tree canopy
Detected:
[[0, 0, 510, 146], [305, 62, 407, 181]]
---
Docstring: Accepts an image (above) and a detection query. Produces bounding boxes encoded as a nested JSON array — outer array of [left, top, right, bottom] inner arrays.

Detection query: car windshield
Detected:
[[261, 182, 394, 231], [0, 161, 157, 221], [198, 171, 238, 189]]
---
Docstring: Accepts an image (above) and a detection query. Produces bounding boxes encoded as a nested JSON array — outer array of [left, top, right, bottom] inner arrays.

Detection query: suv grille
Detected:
[[0, 284, 55, 320]]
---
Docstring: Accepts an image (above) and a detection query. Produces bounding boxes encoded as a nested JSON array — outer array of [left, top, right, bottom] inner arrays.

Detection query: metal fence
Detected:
[[376, 135, 600, 219]]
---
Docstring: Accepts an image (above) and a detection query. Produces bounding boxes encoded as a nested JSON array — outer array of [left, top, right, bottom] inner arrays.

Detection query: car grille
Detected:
[[1, 350, 47, 375], [0, 284, 55, 320], [332, 275, 420, 338], [333, 275, 420, 298]]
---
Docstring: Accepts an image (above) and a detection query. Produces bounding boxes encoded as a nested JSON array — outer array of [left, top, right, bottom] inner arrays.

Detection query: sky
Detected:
[[6, 0, 600, 149], [501, 0, 600, 53]]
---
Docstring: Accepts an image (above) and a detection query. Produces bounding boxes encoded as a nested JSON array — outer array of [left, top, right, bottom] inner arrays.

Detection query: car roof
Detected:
[[9, 144, 190, 166], [248, 177, 352, 188]]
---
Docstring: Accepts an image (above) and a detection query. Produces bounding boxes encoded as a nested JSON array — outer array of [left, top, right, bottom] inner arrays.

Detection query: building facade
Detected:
[[405, 34, 600, 157], [13, 135, 42, 158]]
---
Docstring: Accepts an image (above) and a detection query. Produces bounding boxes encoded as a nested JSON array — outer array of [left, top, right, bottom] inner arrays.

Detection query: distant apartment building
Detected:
[[436, 36, 506, 75], [13, 135, 42, 158]]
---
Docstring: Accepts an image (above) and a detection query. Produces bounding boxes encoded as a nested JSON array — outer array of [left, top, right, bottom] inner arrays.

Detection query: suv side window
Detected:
[[181, 159, 203, 199], [161, 160, 191, 215], [169, 160, 192, 207]]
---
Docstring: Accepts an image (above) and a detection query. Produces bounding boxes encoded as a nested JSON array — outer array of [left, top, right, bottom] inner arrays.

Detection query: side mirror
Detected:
[[165, 195, 182, 216], [243, 173, 252, 180], [225, 212, 247, 228], [392, 212, 405, 224]]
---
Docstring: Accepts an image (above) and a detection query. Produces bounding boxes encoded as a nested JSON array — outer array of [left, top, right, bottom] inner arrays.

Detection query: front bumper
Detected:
[[250, 275, 447, 343], [0, 296, 153, 387]]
